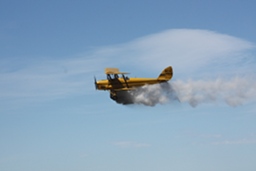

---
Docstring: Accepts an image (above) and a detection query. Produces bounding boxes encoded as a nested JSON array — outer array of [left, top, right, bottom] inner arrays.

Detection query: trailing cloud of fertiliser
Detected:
[[130, 78, 256, 107]]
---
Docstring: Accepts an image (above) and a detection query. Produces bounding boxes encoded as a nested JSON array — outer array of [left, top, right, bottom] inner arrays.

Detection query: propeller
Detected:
[[94, 76, 97, 90]]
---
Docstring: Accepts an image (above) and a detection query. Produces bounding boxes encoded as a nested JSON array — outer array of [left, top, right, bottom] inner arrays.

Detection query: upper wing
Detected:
[[105, 68, 119, 74], [105, 68, 129, 75]]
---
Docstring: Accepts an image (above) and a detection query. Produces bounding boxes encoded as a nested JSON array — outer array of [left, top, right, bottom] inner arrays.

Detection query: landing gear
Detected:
[[109, 91, 134, 104], [110, 91, 117, 100]]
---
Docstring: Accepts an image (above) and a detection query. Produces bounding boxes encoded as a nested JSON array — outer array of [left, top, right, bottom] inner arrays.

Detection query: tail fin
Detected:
[[157, 66, 173, 81]]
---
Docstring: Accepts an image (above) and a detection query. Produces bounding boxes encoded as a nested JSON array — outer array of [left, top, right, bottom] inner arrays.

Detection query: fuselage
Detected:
[[96, 77, 164, 91]]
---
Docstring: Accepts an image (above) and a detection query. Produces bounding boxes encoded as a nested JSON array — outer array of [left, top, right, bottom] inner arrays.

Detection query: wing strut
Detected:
[[122, 74, 129, 89]]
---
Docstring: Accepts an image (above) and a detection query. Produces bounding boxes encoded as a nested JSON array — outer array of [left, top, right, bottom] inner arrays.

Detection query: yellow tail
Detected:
[[157, 66, 173, 81]]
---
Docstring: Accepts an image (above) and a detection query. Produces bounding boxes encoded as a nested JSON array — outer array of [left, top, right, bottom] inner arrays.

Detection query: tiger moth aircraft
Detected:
[[94, 66, 173, 104]]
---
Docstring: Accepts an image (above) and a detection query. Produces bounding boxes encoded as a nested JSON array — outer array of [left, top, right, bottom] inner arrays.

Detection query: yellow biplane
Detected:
[[94, 66, 173, 103]]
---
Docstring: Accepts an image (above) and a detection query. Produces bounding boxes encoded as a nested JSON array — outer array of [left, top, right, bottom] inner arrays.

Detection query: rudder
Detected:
[[157, 66, 173, 81]]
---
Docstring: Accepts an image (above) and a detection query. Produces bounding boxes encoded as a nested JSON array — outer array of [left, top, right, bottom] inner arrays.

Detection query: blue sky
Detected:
[[1, 1, 256, 171]]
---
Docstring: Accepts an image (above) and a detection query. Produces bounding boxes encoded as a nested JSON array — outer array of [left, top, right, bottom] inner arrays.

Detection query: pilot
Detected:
[[114, 74, 119, 79]]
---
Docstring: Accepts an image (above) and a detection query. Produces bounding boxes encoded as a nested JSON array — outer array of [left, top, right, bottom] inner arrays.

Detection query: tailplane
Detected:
[[157, 66, 173, 81]]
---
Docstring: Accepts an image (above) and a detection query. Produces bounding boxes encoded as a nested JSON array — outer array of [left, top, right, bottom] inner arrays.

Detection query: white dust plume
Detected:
[[132, 84, 168, 106], [131, 78, 256, 107], [131, 83, 176, 106]]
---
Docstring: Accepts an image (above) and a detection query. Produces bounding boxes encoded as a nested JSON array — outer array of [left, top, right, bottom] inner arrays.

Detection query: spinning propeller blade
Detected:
[[94, 76, 97, 90]]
